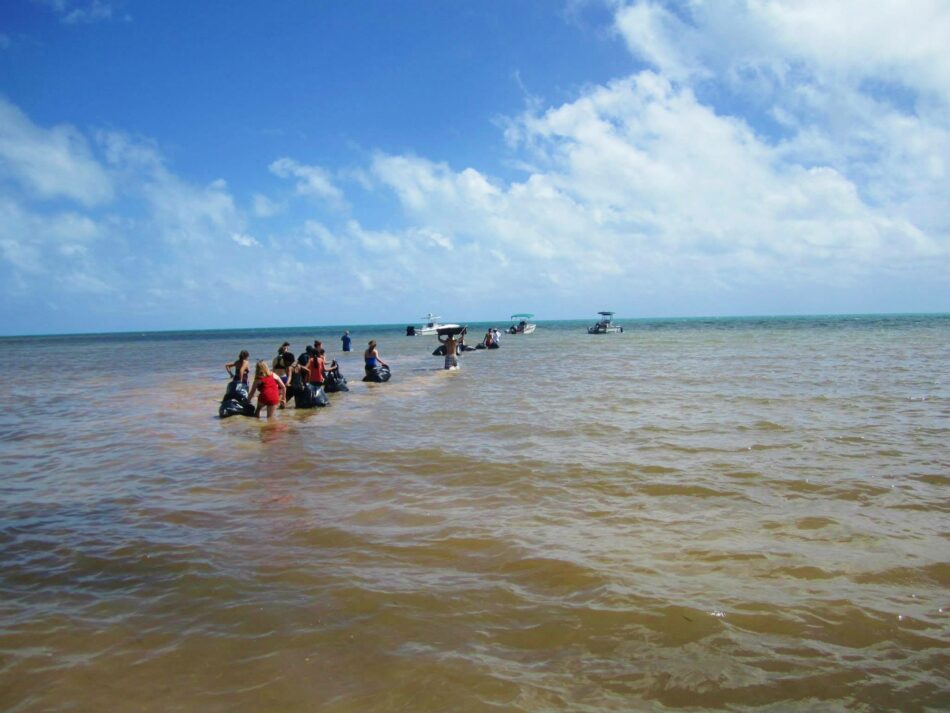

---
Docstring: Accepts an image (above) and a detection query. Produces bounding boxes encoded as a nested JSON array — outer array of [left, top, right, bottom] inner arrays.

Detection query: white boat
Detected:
[[406, 313, 460, 336], [588, 311, 624, 334], [507, 313, 537, 335]]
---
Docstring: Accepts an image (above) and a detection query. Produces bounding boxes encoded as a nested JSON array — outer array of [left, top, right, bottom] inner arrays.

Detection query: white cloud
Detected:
[[348, 2, 948, 303], [37, 0, 117, 25], [345, 219, 402, 253], [614, 2, 704, 81], [615, 1, 950, 99], [410, 227, 454, 250], [303, 220, 341, 253], [365, 58, 946, 298], [750, 0, 950, 97], [230, 232, 260, 248], [252, 193, 281, 217], [0, 98, 114, 206], [0, 198, 103, 274], [0, 110, 264, 320], [269, 157, 344, 204], [99, 131, 245, 249]]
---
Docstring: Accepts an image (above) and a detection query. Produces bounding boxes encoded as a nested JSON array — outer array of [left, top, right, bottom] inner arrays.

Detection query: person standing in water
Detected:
[[272, 342, 291, 371], [305, 347, 329, 388], [364, 340, 388, 374], [273, 351, 297, 407], [226, 350, 250, 386], [341, 331, 352, 352], [248, 360, 286, 419], [438, 331, 460, 370]]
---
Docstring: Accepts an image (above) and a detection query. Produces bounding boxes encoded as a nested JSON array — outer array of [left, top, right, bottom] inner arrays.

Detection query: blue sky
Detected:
[[1, 0, 948, 334]]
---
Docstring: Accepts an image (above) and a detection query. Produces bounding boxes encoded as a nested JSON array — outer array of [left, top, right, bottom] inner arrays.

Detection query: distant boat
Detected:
[[587, 311, 623, 334], [406, 313, 460, 336], [507, 313, 536, 335]]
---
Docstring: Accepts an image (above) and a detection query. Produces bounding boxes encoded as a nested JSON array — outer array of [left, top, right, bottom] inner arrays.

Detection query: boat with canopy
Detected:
[[507, 313, 536, 334], [587, 311, 623, 334]]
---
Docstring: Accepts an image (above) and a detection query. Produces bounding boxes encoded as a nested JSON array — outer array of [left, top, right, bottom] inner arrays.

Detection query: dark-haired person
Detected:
[[305, 348, 330, 389], [364, 340, 388, 375], [225, 350, 250, 386], [273, 351, 297, 407], [288, 349, 311, 396], [341, 331, 352, 352], [439, 331, 460, 370], [272, 342, 291, 371]]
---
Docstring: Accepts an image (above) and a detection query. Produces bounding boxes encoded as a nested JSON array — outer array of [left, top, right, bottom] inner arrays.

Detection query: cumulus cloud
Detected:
[[0, 101, 405, 331], [0, 107, 263, 325], [615, 0, 950, 98], [614, 2, 705, 81], [269, 157, 344, 204], [0, 97, 114, 205], [360, 1, 949, 302]]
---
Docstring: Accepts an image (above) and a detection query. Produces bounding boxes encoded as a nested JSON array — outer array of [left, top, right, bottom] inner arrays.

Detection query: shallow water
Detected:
[[1, 315, 948, 712]]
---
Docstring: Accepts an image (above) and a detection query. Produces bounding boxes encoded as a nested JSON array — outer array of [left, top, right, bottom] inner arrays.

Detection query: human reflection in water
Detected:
[[259, 419, 290, 444]]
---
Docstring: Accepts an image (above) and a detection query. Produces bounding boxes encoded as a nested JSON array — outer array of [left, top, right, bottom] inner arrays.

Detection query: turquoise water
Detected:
[[1, 314, 948, 712]]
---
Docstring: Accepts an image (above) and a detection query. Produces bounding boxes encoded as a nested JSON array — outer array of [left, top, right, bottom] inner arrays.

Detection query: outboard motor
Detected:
[[363, 365, 392, 383], [406, 326, 416, 336], [219, 381, 255, 418]]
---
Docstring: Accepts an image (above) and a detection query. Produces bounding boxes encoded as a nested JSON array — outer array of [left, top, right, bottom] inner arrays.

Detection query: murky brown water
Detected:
[[1, 316, 948, 712]]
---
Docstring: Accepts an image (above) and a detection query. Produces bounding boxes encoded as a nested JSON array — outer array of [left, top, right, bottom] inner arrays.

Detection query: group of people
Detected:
[[224, 334, 388, 419], [223, 324, 501, 418]]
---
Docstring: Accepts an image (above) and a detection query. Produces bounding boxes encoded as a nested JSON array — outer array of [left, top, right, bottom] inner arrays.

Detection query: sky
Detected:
[[1, 0, 948, 335]]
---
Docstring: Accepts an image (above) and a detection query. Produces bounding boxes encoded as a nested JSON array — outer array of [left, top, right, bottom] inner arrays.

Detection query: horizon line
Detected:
[[1, 311, 947, 340]]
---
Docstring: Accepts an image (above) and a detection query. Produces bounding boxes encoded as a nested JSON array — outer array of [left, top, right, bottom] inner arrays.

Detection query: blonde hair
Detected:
[[254, 360, 271, 379]]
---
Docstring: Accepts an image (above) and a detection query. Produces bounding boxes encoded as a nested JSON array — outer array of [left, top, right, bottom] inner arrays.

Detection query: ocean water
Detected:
[[1, 315, 947, 712]]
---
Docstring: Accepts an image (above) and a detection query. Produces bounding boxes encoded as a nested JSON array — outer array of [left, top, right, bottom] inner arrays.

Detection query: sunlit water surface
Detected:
[[1, 316, 948, 712]]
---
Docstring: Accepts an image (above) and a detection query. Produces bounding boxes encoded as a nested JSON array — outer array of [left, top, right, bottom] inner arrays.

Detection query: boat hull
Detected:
[[587, 325, 623, 334], [413, 324, 460, 336], [508, 323, 536, 335]]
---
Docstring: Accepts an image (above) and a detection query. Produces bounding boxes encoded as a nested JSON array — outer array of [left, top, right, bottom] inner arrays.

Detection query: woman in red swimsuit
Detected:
[[248, 360, 286, 419]]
